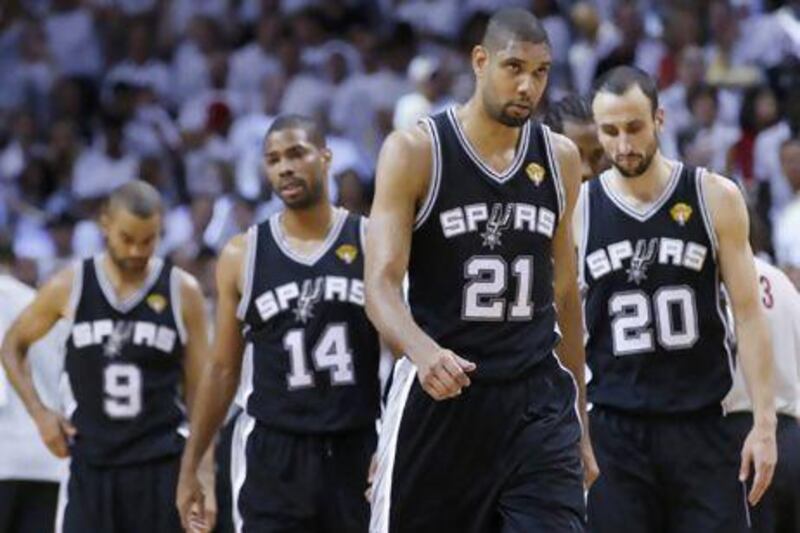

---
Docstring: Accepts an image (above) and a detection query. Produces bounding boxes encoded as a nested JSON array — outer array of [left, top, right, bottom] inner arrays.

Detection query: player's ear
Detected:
[[99, 204, 112, 234], [320, 147, 333, 166], [472, 45, 489, 79], [654, 107, 665, 133]]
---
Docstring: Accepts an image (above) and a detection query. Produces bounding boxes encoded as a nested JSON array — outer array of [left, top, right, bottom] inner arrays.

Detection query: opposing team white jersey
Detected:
[[0, 274, 68, 482], [723, 258, 800, 417]]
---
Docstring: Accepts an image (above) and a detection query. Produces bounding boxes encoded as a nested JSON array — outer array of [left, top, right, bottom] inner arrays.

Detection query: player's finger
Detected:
[[60, 418, 78, 437], [453, 354, 477, 372], [423, 373, 450, 400], [749, 460, 774, 505], [739, 447, 752, 482], [431, 365, 463, 397], [440, 355, 471, 388]]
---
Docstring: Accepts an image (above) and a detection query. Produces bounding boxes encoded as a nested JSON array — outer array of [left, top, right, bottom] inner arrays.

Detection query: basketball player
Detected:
[[176, 114, 381, 532], [1, 181, 215, 533], [576, 66, 777, 532], [722, 218, 800, 533], [544, 94, 609, 182], [366, 9, 597, 532]]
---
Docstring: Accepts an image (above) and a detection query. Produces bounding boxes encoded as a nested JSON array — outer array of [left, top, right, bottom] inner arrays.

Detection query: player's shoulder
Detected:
[[380, 123, 433, 169], [169, 264, 204, 297], [697, 170, 747, 228]]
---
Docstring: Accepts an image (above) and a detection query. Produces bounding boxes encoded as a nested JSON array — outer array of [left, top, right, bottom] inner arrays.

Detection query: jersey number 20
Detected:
[[283, 324, 355, 389], [609, 286, 699, 356]]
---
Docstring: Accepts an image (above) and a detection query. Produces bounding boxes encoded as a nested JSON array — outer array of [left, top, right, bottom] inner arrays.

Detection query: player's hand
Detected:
[[34, 408, 76, 458], [580, 433, 600, 490], [739, 422, 777, 506], [177, 463, 215, 532], [416, 348, 476, 401]]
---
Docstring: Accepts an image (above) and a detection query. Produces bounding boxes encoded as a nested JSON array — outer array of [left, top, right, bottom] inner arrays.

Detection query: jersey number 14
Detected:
[[283, 324, 355, 389]]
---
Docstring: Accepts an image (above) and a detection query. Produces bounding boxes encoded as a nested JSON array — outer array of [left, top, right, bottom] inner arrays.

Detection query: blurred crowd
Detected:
[[1, 0, 799, 295]]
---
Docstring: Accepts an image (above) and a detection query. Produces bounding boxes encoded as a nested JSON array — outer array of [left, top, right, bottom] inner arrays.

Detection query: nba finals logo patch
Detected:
[[526, 162, 546, 186], [336, 244, 358, 264], [670, 203, 693, 226], [147, 294, 167, 313]]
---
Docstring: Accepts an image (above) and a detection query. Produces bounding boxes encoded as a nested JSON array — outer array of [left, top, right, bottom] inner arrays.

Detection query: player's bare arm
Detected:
[[0, 266, 77, 458], [550, 132, 599, 489], [177, 233, 247, 529], [705, 172, 777, 506], [176, 269, 217, 531], [365, 126, 476, 401]]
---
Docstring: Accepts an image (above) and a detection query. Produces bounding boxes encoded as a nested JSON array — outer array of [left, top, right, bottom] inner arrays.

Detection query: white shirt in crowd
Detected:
[[723, 257, 800, 418], [0, 274, 68, 482]]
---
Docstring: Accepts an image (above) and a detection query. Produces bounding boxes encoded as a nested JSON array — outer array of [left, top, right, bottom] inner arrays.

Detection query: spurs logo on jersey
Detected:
[[71, 319, 178, 356], [253, 275, 365, 323], [440, 201, 557, 242], [585, 237, 709, 284]]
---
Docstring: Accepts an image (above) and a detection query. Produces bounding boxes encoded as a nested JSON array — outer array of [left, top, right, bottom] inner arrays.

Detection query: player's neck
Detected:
[[100, 253, 152, 295], [280, 202, 336, 242], [609, 152, 676, 203], [458, 99, 523, 154]]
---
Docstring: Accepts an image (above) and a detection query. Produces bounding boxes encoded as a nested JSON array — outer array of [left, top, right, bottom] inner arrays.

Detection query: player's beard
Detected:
[[612, 135, 659, 179], [484, 91, 533, 128], [107, 246, 149, 275], [280, 176, 325, 210]]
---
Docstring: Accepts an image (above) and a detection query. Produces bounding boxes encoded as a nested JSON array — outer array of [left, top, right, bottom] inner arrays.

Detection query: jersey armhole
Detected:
[[542, 124, 567, 222], [577, 183, 591, 290], [695, 167, 719, 260], [170, 267, 188, 345], [359, 216, 368, 251], [413, 117, 442, 231], [65, 260, 84, 319], [236, 225, 258, 321]]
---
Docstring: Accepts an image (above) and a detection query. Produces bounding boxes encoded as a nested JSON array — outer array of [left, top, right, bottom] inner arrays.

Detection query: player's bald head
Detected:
[[481, 8, 550, 52], [106, 180, 163, 218]]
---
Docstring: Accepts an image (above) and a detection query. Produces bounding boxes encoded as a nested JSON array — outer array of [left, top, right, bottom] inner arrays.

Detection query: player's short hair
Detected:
[[265, 114, 326, 149], [591, 66, 659, 116], [481, 8, 549, 52], [106, 180, 163, 218], [544, 94, 593, 133]]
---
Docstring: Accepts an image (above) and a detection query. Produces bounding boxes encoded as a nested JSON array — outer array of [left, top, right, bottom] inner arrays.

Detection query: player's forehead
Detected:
[[264, 128, 315, 155], [490, 40, 551, 66], [592, 86, 653, 127], [109, 207, 161, 234]]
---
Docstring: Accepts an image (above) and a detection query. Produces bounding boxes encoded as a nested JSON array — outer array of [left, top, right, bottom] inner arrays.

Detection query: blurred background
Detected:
[[1, 0, 799, 297]]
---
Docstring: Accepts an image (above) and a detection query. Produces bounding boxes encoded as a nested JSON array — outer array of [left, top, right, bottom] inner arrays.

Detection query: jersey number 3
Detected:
[[283, 324, 355, 389]]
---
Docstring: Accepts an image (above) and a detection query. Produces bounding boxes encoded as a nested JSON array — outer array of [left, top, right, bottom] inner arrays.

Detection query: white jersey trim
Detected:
[[269, 208, 348, 266], [599, 162, 683, 222], [446, 106, 530, 184], [170, 268, 188, 345], [414, 117, 443, 230], [235, 226, 258, 321], [93, 255, 164, 314], [542, 124, 567, 221], [231, 411, 257, 533]]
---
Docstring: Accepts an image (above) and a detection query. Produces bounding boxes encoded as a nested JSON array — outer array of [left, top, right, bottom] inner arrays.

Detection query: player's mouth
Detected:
[[508, 103, 531, 114], [280, 180, 307, 197]]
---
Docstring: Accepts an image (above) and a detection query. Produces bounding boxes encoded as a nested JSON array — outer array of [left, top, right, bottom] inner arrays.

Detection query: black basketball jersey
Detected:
[[65, 256, 186, 465], [237, 209, 380, 433], [581, 164, 734, 413], [408, 108, 566, 381]]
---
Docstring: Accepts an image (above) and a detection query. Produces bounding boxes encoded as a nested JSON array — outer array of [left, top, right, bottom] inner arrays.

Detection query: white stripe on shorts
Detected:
[[370, 357, 417, 533]]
